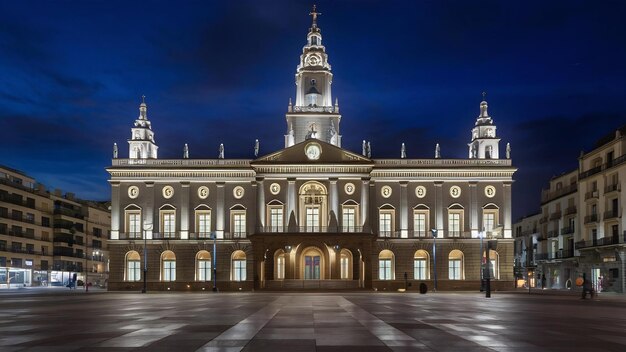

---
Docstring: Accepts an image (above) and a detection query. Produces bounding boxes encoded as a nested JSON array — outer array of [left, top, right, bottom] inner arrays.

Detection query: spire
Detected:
[[128, 95, 158, 159], [309, 4, 321, 30]]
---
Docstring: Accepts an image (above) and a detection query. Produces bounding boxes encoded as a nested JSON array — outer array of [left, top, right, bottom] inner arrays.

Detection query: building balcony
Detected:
[[584, 214, 598, 224], [584, 190, 599, 201], [541, 184, 577, 204], [535, 253, 549, 261], [520, 229, 537, 236], [564, 206, 577, 216], [0, 193, 37, 210], [547, 230, 559, 239], [549, 211, 562, 221], [603, 209, 620, 221], [0, 228, 37, 240], [604, 183, 620, 194], [575, 235, 622, 249], [53, 208, 85, 219], [560, 226, 575, 235], [580, 154, 626, 180], [0, 212, 49, 227]]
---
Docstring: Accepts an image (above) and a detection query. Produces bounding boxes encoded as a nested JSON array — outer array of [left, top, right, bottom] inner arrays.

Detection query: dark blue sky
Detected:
[[1, 0, 626, 220]]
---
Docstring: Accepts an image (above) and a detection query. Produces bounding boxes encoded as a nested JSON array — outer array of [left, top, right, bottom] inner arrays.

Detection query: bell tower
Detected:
[[468, 93, 500, 159], [285, 5, 342, 148], [128, 96, 158, 159]]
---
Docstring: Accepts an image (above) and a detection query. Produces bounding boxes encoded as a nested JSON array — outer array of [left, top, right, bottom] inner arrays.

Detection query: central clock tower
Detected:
[[285, 5, 342, 148]]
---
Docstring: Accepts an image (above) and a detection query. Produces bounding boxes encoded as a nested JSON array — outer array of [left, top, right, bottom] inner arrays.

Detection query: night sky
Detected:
[[1, 0, 626, 221]]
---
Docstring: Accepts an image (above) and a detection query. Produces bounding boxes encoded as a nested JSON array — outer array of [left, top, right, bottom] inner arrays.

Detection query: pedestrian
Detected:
[[581, 273, 593, 299], [541, 274, 546, 289]]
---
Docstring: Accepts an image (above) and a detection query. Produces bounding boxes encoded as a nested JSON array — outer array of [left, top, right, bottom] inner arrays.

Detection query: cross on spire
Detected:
[[142, 95, 146, 104], [482, 91, 486, 101], [309, 4, 321, 28]]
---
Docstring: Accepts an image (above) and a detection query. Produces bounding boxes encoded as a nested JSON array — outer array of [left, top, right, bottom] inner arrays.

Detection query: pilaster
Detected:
[[110, 182, 120, 239], [180, 182, 190, 239], [216, 182, 225, 238]]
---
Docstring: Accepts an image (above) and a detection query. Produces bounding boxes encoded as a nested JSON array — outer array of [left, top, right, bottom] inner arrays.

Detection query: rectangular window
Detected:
[[126, 211, 141, 238], [414, 259, 427, 280], [127, 261, 140, 281], [196, 211, 211, 237], [379, 210, 394, 237], [342, 206, 357, 232], [163, 260, 176, 281], [305, 206, 320, 232], [198, 260, 211, 281], [449, 260, 461, 280], [268, 206, 283, 232], [448, 212, 462, 237], [379, 259, 392, 280], [161, 211, 176, 238], [232, 211, 246, 237], [233, 259, 246, 281], [483, 212, 496, 232], [340, 256, 349, 279], [413, 211, 428, 237]]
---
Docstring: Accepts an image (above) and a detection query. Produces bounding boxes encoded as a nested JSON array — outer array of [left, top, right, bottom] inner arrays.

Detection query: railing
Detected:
[[292, 106, 337, 113], [541, 184, 577, 204], [564, 206, 577, 215], [53, 208, 85, 219], [580, 154, 626, 180], [1, 247, 44, 255], [0, 194, 37, 210], [535, 253, 549, 261], [0, 229, 37, 240], [536, 249, 575, 261], [560, 227, 574, 235], [584, 214, 598, 224], [0, 212, 50, 227], [373, 159, 512, 167], [603, 209, 619, 220], [584, 190, 599, 200], [255, 226, 366, 234], [119, 232, 143, 240], [152, 232, 180, 240], [520, 229, 537, 236], [547, 230, 559, 238], [111, 159, 252, 167], [576, 235, 621, 249], [549, 211, 562, 221], [605, 183, 620, 194]]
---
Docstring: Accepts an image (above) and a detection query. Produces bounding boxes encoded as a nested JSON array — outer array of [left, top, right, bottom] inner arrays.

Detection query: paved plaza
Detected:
[[0, 290, 625, 351]]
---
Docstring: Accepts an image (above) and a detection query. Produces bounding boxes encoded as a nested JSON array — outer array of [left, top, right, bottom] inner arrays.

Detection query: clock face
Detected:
[[162, 186, 174, 199], [305, 143, 321, 160]]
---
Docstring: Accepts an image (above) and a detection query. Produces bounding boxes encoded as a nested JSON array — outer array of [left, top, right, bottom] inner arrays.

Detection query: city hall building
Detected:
[[107, 7, 517, 291]]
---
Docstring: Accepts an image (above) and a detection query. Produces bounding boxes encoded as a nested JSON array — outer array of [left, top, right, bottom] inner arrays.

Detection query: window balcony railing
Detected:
[[549, 211, 562, 221], [564, 206, 577, 216], [547, 230, 559, 238], [535, 253, 549, 261], [152, 232, 180, 240], [540, 184, 578, 204], [53, 208, 85, 219], [560, 227, 575, 235], [576, 235, 621, 249], [580, 154, 626, 180], [604, 183, 620, 194], [603, 209, 619, 220], [584, 214, 598, 224], [584, 190, 599, 200]]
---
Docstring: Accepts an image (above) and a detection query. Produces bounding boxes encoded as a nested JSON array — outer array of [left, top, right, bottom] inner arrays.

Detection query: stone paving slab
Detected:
[[0, 291, 626, 351]]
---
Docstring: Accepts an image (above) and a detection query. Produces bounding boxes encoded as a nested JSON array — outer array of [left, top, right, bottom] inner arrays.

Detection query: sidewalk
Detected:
[[506, 287, 626, 301]]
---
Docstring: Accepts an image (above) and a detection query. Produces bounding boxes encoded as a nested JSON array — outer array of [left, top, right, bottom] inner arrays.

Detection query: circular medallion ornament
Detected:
[[449, 185, 461, 198], [270, 183, 281, 195], [128, 186, 139, 199], [415, 186, 426, 198], [344, 182, 356, 195], [484, 185, 496, 198], [381, 185, 392, 198], [305, 142, 321, 160], [198, 186, 209, 199], [233, 186, 245, 199], [162, 185, 174, 199]]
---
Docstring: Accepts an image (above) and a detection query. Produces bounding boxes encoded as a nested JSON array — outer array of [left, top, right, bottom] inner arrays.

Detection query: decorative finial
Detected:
[[254, 139, 260, 157], [435, 143, 441, 159], [362, 140, 366, 156], [401, 143, 406, 159], [309, 4, 321, 28], [482, 91, 486, 101], [506, 143, 511, 159], [367, 141, 371, 158], [142, 95, 146, 104], [218, 143, 224, 159], [183, 143, 189, 159], [113, 143, 118, 159]]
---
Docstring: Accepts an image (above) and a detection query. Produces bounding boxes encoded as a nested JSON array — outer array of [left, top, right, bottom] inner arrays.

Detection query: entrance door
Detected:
[[304, 255, 320, 279]]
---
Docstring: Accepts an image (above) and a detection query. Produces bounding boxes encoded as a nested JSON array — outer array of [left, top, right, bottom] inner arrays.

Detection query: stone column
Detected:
[[216, 182, 225, 239], [434, 182, 444, 234], [361, 178, 370, 229], [180, 181, 190, 239], [469, 182, 478, 237], [503, 182, 513, 238], [400, 181, 408, 238], [110, 182, 120, 239], [145, 182, 154, 239], [256, 177, 265, 229]]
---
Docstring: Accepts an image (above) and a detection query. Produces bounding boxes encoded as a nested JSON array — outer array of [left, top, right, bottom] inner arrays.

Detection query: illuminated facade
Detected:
[[514, 126, 625, 293], [107, 7, 516, 291]]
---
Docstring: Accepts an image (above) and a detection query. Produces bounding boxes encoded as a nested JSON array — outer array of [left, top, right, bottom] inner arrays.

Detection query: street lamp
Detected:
[[142, 222, 152, 293], [210, 232, 217, 292], [431, 228, 437, 292], [479, 228, 485, 292]]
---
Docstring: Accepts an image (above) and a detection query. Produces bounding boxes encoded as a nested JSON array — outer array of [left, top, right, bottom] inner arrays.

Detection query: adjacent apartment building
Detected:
[[514, 126, 625, 293], [0, 165, 110, 288]]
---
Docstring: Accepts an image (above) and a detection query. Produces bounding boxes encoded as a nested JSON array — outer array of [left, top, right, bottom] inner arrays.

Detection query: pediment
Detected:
[[252, 140, 372, 164]]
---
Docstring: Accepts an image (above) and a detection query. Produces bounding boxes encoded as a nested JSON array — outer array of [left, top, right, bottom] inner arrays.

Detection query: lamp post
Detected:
[[479, 228, 485, 292], [431, 228, 437, 292], [142, 222, 152, 293], [210, 232, 217, 292]]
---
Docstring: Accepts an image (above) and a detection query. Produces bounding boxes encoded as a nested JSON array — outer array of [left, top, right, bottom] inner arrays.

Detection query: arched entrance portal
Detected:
[[300, 246, 324, 280]]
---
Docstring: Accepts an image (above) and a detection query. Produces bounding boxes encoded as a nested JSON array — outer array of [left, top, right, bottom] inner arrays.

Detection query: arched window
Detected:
[[125, 251, 141, 281], [378, 250, 395, 280], [448, 250, 464, 280], [482, 204, 499, 233], [340, 249, 353, 280], [195, 205, 211, 239], [414, 250, 430, 280], [379, 204, 395, 237], [231, 250, 246, 281], [196, 250, 211, 281], [124, 205, 141, 239], [341, 200, 359, 233], [274, 250, 285, 280], [447, 204, 464, 238], [161, 250, 176, 282], [159, 205, 176, 239]]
